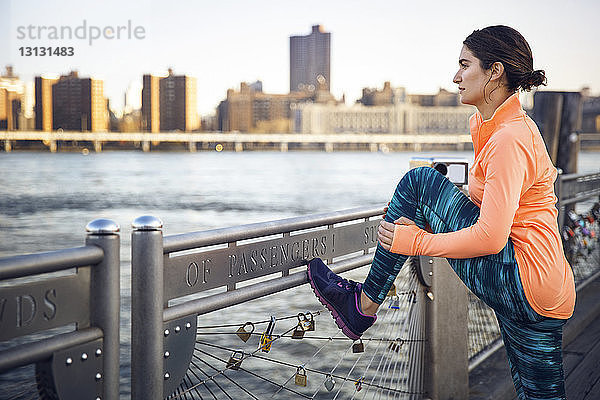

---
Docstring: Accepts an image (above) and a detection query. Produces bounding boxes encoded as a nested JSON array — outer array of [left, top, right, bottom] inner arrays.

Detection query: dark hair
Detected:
[[463, 25, 547, 92]]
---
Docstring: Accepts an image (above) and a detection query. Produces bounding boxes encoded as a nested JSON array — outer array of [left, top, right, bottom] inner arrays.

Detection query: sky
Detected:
[[1, 0, 599, 116]]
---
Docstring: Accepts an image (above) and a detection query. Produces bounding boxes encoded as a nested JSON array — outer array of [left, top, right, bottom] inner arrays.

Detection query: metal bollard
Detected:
[[131, 216, 164, 400], [85, 218, 121, 400]]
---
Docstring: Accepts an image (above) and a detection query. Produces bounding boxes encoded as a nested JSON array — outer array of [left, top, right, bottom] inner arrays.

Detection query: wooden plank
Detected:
[[468, 345, 516, 400], [563, 350, 585, 378], [565, 336, 600, 399], [583, 376, 600, 400], [470, 273, 600, 400], [564, 316, 600, 378]]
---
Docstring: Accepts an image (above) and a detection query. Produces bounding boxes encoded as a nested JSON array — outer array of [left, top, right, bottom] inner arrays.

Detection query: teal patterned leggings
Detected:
[[363, 166, 567, 400]]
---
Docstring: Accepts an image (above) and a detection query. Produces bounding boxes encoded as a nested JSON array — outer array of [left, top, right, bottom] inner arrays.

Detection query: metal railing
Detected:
[[129, 208, 472, 399], [557, 172, 600, 228], [0, 219, 120, 400]]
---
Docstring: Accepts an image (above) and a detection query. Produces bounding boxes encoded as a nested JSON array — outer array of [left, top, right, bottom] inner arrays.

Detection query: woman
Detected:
[[307, 25, 575, 399]]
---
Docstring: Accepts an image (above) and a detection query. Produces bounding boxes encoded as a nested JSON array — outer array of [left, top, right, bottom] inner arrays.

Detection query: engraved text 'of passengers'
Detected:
[[228, 235, 329, 277], [181, 221, 378, 289]]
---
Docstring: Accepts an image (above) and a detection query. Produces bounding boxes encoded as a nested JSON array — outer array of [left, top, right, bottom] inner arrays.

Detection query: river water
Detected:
[[0, 150, 598, 399]]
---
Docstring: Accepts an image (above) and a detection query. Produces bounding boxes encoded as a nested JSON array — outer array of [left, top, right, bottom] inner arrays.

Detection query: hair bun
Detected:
[[522, 69, 547, 91]]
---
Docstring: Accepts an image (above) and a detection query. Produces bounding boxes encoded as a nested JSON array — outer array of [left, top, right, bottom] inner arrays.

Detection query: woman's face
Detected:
[[453, 45, 491, 107]]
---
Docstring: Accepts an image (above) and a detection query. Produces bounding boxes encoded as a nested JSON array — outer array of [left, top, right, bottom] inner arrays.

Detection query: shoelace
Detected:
[[330, 273, 358, 292]]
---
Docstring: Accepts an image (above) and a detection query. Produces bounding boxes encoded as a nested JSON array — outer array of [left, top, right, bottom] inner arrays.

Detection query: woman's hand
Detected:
[[377, 216, 416, 251]]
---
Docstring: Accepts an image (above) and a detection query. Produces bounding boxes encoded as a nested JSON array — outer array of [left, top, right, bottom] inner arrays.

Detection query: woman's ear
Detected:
[[490, 61, 505, 82]]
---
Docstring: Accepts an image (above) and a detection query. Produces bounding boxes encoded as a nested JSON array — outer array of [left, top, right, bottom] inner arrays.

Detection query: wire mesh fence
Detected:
[[164, 262, 427, 400]]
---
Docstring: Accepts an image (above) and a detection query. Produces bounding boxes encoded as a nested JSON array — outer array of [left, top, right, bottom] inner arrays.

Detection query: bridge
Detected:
[[0, 130, 488, 152], [1, 131, 599, 153], [0, 171, 599, 399]]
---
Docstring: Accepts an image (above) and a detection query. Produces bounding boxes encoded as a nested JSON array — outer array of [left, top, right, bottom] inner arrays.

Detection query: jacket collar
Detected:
[[470, 93, 525, 156]]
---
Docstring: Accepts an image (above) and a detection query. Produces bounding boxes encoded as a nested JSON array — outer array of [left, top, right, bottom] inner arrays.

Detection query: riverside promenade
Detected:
[[1, 205, 599, 399], [0, 164, 598, 399], [470, 271, 600, 400]]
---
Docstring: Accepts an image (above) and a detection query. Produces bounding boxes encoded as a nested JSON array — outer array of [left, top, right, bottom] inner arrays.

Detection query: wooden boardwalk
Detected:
[[563, 313, 600, 399], [470, 273, 600, 400]]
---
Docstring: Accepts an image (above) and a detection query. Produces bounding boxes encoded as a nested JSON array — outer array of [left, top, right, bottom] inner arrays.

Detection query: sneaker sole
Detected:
[[307, 262, 361, 340]]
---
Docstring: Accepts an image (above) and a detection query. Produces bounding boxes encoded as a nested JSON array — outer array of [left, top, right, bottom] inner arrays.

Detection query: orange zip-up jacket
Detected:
[[391, 93, 575, 319]]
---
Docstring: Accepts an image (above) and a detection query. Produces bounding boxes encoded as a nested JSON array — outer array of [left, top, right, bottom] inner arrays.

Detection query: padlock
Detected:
[[305, 312, 315, 331], [226, 351, 243, 370], [355, 377, 363, 392], [236, 322, 255, 342], [387, 283, 397, 297], [410, 290, 418, 303], [582, 227, 591, 236], [259, 333, 273, 352], [352, 339, 364, 353], [294, 366, 307, 387], [259, 316, 276, 352], [297, 313, 310, 331], [291, 323, 305, 339], [389, 338, 403, 353], [324, 374, 335, 391]]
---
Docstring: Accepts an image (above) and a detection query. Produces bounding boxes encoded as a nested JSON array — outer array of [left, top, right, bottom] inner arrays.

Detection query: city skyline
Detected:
[[2, 0, 599, 116]]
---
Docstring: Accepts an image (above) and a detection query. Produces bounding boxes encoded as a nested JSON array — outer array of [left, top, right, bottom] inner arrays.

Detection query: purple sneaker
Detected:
[[307, 258, 376, 339]]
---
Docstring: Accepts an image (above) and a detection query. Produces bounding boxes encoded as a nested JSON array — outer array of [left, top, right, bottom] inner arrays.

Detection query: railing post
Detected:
[[422, 256, 469, 400], [556, 168, 564, 232], [131, 215, 164, 400], [85, 218, 121, 400]]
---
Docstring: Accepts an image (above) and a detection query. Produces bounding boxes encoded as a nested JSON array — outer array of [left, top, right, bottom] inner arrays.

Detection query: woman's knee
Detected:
[[395, 166, 429, 193], [405, 166, 434, 182], [394, 167, 446, 202]]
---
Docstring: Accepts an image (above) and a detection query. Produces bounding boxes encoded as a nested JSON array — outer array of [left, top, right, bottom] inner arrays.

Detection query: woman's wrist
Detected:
[[390, 224, 425, 255]]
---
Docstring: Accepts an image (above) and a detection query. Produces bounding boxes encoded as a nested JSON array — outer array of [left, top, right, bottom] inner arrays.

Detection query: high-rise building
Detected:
[[142, 69, 199, 132], [35, 76, 58, 131], [0, 89, 21, 130], [217, 81, 334, 133], [142, 74, 161, 132], [0, 66, 24, 131], [159, 69, 198, 132], [290, 25, 331, 93], [52, 71, 107, 132]]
